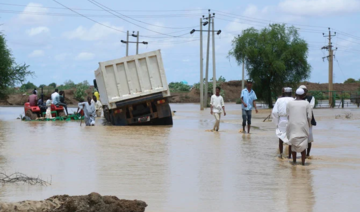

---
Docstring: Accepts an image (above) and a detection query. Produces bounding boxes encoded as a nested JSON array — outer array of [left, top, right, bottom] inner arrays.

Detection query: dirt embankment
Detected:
[[170, 81, 360, 103], [1, 81, 359, 105], [0, 192, 147, 212], [0, 88, 94, 106]]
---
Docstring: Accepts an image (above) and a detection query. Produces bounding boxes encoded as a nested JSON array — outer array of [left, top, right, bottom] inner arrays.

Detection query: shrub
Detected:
[[169, 82, 191, 92], [236, 98, 242, 104], [20, 81, 36, 90], [74, 81, 89, 102], [48, 82, 56, 88]]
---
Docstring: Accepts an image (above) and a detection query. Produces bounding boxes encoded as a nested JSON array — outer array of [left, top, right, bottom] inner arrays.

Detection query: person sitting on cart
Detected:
[[58, 90, 69, 115], [37, 95, 47, 114], [28, 90, 38, 106]]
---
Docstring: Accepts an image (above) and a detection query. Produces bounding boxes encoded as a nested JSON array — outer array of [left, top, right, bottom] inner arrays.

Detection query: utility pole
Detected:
[[200, 18, 204, 110], [190, 12, 221, 109], [126, 31, 129, 56], [211, 14, 216, 95], [204, 12, 211, 107], [322, 28, 336, 107], [121, 31, 148, 56]]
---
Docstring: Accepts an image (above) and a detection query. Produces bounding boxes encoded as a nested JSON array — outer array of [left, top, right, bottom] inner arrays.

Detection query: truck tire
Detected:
[[25, 110, 37, 120], [153, 116, 173, 125]]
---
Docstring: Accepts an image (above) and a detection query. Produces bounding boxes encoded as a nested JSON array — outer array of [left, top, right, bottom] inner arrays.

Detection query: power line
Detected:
[[335, 58, 346, 79], [87, 0, 193, 37], [0, 9, 202, 19], [86, 0, 198, 30], [52, 0, 126, 34], [0, 3, 206, 12], [214, 10, 327, 30]]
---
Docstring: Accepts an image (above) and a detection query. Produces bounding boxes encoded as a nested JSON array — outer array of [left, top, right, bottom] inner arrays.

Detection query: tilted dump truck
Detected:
[[93, 50, 173, 125]]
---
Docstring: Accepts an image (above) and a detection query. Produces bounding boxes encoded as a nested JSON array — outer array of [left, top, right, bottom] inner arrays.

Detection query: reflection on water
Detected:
[[0, 105, 359, 212]]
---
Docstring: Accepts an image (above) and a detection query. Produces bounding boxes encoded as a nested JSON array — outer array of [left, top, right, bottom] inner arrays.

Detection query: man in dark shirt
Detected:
[[28, 90, 38, 106]]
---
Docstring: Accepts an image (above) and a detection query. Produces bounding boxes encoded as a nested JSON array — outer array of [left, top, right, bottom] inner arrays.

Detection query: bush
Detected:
[[169, 82, 191, 92], [48, 82, 56, 88], [309, 91, 324, 108], [344, 78, 356, 84], [39, 84, 46, 88], [74, 81, 89, 102], [20, 81, 36, 90], [236, 98, 242, 104]]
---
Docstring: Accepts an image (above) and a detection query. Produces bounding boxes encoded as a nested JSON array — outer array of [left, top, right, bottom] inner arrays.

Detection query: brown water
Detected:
[[0, 104, 360, 212]]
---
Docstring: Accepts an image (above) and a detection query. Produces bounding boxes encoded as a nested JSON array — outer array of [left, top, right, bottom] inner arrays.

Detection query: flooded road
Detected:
[[0, 104, 360, 212]]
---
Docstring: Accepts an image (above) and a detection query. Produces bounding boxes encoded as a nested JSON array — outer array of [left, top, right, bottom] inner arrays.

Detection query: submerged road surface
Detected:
[[0, 104, 359, 212]]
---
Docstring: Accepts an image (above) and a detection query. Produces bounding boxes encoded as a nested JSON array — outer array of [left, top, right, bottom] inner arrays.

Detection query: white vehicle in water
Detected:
[[93, 50, 173, 125]]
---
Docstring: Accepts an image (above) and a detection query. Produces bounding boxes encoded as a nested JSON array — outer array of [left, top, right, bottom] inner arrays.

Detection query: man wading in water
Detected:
[[299, 85, 316, 157], [210, 87, 226, 132], [272, 87, 294, 158], [240, 79, 258, 134], [286, 88, 312, 165]]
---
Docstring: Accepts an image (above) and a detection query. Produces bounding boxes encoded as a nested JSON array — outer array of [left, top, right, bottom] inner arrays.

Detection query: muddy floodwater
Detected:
[[0, 104, 360, 212]]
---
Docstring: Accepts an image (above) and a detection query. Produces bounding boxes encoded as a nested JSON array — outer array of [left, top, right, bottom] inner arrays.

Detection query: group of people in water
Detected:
[[209, 80, 316, 165], [27, 88, 103, 126]]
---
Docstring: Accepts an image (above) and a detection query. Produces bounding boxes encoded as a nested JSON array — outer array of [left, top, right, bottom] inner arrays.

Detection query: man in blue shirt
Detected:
[[240, 79, 258, 133]]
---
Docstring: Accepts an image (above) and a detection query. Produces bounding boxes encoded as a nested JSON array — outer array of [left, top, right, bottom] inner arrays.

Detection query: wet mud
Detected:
[[0, 192, 147, 212]]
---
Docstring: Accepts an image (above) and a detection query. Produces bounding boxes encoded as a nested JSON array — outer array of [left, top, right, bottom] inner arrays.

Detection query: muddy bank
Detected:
[[0, 192, 147, 212], [1, 81, 359, 106]]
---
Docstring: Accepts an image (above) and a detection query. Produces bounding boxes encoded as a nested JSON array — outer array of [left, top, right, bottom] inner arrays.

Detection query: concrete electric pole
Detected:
[[121, 31, 148, 56], [200, 18, 204, 110], [211, 14, 216, 95], [190, 12, 221, 109], [322, 28, 337, 107], [204, 12, 211, 107]]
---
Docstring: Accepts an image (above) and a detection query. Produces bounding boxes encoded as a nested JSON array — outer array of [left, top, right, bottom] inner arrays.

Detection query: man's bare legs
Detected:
[[247, 125, 251, 134], [279, 139, 283, 158], [292, 150, 306, 166], [307, 143, 312, 157], [288, 145, 292, 159]]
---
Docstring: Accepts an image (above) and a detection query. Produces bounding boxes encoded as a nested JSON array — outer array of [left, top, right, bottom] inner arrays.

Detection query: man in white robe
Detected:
[[299, 85, 316, 157], [272, 87, 294, 158], [286, 88, 312, 165]]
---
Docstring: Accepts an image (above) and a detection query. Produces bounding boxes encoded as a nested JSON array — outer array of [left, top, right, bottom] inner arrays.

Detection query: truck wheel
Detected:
[[153, 116, 173, 125], [25, 110, 37, 120]]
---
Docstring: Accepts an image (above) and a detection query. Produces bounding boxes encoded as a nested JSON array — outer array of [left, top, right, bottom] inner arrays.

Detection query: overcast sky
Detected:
[[1, 0, 360, 87]]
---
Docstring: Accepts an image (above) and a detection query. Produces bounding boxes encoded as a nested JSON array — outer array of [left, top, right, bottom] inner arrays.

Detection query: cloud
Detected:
[[26, 26, 50, 36], [243, 4, 269, 17], [28, 50, 44, 58], [18, 3, 49, 24], [63, 23, 124, 41], [55, 53, 69, 61], [278, 0, 360, 16], [75, 52, 95, 61]]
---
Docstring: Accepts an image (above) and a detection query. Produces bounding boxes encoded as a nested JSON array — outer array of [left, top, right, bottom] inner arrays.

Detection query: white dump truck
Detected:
[[93, 50, 173, 125]]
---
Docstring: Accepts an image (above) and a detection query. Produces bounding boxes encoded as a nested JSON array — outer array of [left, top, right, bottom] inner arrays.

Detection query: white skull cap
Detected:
[[296, 88, 305, 95], [284, 87, 292, 92], [299, 85, 307, 90]]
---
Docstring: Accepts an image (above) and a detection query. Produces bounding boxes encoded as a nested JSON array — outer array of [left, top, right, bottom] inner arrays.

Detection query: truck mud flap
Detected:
[[156, 103, 172, 119]]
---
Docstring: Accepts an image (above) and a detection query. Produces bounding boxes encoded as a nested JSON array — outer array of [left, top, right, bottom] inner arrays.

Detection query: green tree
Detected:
[[20, 81, 37, 90], [229, 24, 311, 108], [48, 82, 57, 88], [344, 78, 356, 84], [39, 84, 46, 88], [0, 33, 33, 98], [169, 82, 191, 92], [74, 81, 90, 101]]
